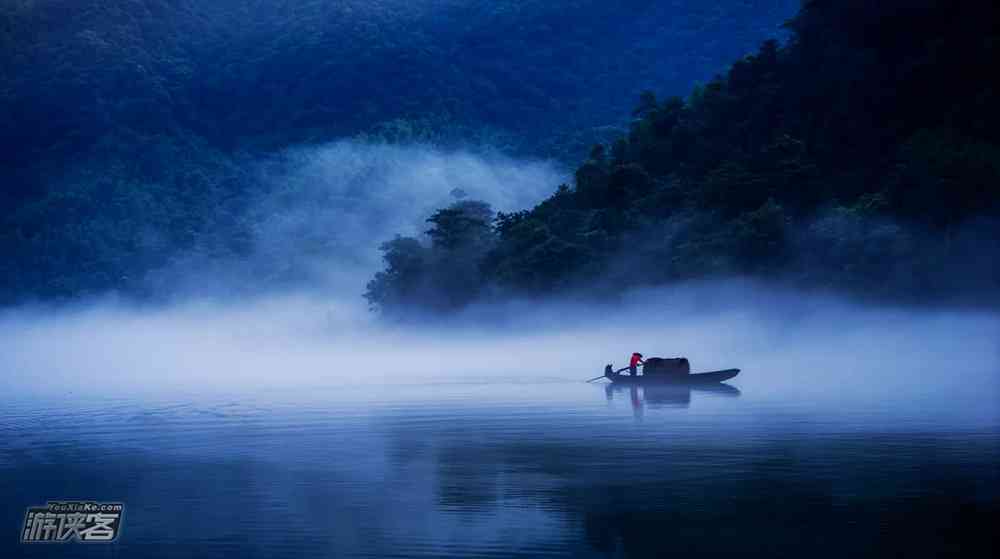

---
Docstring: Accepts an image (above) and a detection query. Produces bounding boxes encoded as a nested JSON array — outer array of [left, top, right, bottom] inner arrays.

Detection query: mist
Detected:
[[143, 140, 565, 296], [2, 280, 997, 429]]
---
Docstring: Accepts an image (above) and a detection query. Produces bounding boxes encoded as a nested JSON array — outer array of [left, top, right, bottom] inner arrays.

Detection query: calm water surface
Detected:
[[2, 369, 997, 558]]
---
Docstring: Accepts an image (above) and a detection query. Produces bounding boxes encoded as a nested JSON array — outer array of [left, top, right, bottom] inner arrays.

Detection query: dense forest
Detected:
[[1, 0, 798, 302], [366, 0, 1000, 312]]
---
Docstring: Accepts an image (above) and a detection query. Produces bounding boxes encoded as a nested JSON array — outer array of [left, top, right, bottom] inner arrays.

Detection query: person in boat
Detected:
[[629, 352, 644, 376]]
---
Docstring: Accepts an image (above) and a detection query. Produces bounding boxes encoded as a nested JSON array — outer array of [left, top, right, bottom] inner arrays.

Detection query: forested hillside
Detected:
[[0, 0, 796, 302], [366, 0, 1000, 312]]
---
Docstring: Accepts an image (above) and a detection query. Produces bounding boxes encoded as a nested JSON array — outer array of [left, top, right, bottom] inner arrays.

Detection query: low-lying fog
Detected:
[[2, 282, 997, 428], [147, 140, 564, 294]]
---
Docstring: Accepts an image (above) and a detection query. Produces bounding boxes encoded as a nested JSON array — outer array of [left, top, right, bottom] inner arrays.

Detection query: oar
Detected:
[[585, 375, 607, 383]]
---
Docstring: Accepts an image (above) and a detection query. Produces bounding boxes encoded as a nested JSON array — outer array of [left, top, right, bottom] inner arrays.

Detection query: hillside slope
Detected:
[[366, 0, 1000, 311]]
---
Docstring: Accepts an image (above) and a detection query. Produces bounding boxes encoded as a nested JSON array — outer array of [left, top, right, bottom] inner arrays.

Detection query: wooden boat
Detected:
[[607, 368, 739, 385]]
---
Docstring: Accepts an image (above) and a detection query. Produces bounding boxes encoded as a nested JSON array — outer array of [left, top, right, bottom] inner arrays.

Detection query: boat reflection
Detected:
[[604, 382, 740, 413]]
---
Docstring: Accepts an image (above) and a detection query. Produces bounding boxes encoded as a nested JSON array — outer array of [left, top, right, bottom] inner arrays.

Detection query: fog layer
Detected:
[[145, 140, 564, 295], [2, 282, 997, 430]]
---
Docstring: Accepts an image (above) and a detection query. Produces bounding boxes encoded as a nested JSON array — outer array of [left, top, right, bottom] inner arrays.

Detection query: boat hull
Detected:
[[608, 368, 739, 385]]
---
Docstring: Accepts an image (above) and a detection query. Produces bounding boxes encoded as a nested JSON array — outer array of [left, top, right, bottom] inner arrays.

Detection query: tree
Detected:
[[364, 236, 428, 311], [425, 201, 494, 252], [633, 90, 658, 117]]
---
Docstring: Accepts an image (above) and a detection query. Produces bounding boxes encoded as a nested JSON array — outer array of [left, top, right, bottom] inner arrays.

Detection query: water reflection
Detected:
[[1, 377, 997, 559], [604, 382, 741, 415]]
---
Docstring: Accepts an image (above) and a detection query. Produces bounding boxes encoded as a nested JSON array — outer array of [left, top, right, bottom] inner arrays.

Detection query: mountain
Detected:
[[366, 0, 1000, 312], [0, 0, 797, 302]]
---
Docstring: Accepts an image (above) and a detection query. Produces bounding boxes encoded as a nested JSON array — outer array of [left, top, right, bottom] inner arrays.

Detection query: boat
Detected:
[[607, 368, 740, 385]]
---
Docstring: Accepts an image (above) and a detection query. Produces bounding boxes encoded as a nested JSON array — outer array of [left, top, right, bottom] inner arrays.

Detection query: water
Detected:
[[2, 294, 999, 557], [2, 374, 998, 558]]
